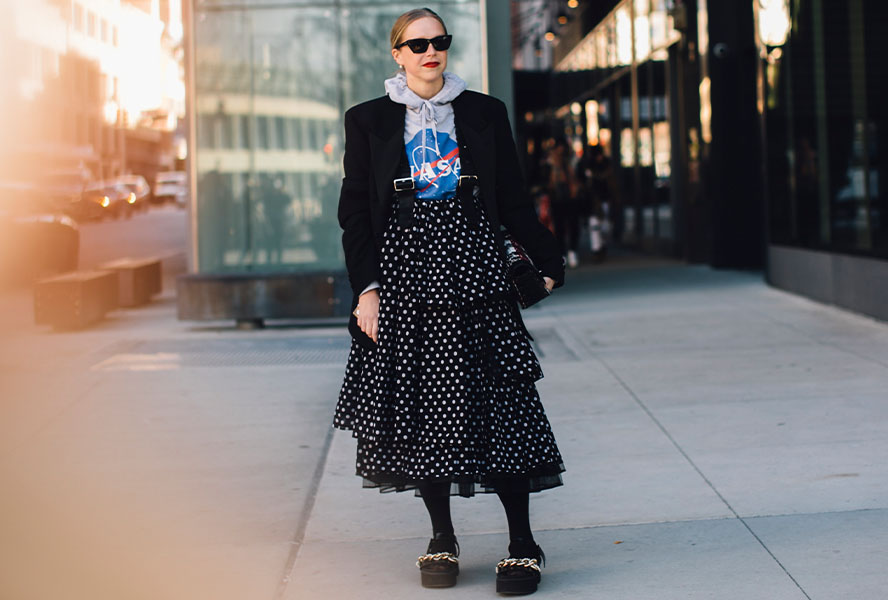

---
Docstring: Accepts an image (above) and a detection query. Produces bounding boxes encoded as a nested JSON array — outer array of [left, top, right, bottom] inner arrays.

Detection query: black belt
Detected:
[[394, 176, 415, 229], [395, 174, 481, 229]]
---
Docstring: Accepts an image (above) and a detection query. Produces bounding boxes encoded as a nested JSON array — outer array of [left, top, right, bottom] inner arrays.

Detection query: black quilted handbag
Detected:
[[503, 232, 550, 309]]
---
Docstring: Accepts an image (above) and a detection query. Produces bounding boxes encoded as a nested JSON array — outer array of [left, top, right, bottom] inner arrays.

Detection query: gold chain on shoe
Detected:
[[495, 557, 541, 573], [416, 552, 459, 568]]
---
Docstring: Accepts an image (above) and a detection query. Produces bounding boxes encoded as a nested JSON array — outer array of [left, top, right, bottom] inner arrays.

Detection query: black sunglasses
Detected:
[[395, 34, 452, 54]]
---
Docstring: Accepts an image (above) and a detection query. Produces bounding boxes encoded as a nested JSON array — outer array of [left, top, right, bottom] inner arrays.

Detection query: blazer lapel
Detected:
[[369, 99, 406, 206]]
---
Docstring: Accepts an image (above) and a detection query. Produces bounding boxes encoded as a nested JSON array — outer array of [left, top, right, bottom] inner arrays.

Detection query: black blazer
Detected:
[[338, 90, 565, 348]]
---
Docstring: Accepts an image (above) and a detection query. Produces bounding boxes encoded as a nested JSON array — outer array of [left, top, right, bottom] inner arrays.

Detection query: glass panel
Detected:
[[827, 1, 868, 249], [763, 0, 885, 255], [571, 35, 596, 70], [596, 30, 608, 68], [585, 100, 600, 146], [634, 0, 651, 62], [598, 98, 614, 157], [587, 37, 598, 69], [653, 118, 670, 177], [606, 16, 618, 67], [651, 60, 671, 239], [637, 60, 653, 237], [620, 128, 635, 167], [194, 7, 342, 273], [638, 127, 652, 166], [865, 0, 887, 253], [193, 2, 482, 274], [651, 0, 667, 49], [615, 6, 632, 66]]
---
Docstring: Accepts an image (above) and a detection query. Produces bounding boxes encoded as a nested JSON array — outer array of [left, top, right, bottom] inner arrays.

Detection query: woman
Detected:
[[334, 8, 565, 595]]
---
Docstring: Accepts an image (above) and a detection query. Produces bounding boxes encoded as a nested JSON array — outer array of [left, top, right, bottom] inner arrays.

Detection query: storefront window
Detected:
[[638, 127, 652, 166], [585, 100, 600, 146], [620, 127, 635, 167], [762, 0, 885, 257], [552, 0, 682, 246], [653, 121, 670, 177]]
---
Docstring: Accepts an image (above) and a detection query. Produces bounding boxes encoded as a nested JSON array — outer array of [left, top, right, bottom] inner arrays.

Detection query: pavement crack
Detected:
[[274, 422, 336, 600]]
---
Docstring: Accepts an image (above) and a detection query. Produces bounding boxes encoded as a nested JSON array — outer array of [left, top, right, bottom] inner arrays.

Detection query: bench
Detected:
[[98, 257, 162, 307], [33, 270, 118, 330]]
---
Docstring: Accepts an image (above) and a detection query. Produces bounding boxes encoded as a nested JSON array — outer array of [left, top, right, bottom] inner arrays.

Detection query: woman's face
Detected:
[[392, 17, 448, 90]]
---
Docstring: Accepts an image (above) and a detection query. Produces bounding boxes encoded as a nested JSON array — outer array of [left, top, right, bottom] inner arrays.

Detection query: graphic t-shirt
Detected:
[[406, 129, 461, 200]]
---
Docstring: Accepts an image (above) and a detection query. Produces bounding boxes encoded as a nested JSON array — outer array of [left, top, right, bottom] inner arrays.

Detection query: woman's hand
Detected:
[[543, 277, 555, 293], [354, 289, 380, 343]]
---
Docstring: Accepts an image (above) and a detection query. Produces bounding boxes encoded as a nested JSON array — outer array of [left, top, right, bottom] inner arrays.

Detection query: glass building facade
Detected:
[[180, 0, 514, 321], [189, 0, 483, 275]]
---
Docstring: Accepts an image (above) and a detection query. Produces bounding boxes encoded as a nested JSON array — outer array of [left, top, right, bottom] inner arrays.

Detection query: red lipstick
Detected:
[[423, 61, 440, 68]]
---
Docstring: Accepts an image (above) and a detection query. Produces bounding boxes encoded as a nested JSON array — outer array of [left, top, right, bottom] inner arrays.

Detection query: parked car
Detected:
[[0, 181, 79, 285], [153, 171, 187, 206], [114, 174, 151, 212], [71, 182, 136, 221], [105, 179, 140, 219], [71, 184, 113, 222]]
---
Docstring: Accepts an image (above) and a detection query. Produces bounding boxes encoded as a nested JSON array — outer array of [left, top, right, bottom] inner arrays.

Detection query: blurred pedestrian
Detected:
[[258, 173, 290, 264], [577, 144, 614, 261], [334, 8, 565, 595], [547, 137, 581, 267]]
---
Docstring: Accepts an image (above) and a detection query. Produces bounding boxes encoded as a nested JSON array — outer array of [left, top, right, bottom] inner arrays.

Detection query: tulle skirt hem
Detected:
[[357, 461, 566, 498]]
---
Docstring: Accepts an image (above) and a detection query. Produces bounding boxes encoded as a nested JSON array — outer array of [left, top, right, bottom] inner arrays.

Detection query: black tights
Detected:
[[417, 482, 533, 542], [417, 482, 454, 536]]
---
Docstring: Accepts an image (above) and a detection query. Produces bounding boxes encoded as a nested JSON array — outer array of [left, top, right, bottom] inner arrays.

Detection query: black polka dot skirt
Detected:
[[334, 192, 565, 497]]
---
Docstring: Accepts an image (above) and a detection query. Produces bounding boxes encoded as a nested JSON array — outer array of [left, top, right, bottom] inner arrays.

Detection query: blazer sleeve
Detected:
[[338, 106, 381, 296], [491, 100, 566, 288]]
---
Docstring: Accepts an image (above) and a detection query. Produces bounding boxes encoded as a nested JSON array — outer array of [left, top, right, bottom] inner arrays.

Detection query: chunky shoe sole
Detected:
[[421, 566, 459, 588], [496, 572, 540, 595]]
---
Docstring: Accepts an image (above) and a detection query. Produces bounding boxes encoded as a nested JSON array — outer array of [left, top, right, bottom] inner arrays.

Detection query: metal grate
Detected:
[[91, 328, 578, 372], [91, 336, 352, 371]]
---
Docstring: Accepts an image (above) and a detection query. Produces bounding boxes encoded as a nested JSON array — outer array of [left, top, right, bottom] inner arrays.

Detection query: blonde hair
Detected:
[[390, 8, 448, 48]]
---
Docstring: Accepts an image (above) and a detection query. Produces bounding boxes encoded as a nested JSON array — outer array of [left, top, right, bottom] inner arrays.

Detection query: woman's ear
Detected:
[[391, 47, 401, 68]]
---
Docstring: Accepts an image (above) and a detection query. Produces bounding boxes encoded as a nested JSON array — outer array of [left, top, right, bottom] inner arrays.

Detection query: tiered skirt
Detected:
[[334, 192, 564, 497]]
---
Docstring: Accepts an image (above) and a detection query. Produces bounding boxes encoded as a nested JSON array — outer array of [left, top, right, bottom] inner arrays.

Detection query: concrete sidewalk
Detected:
[[1, 256, 886, 599]]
